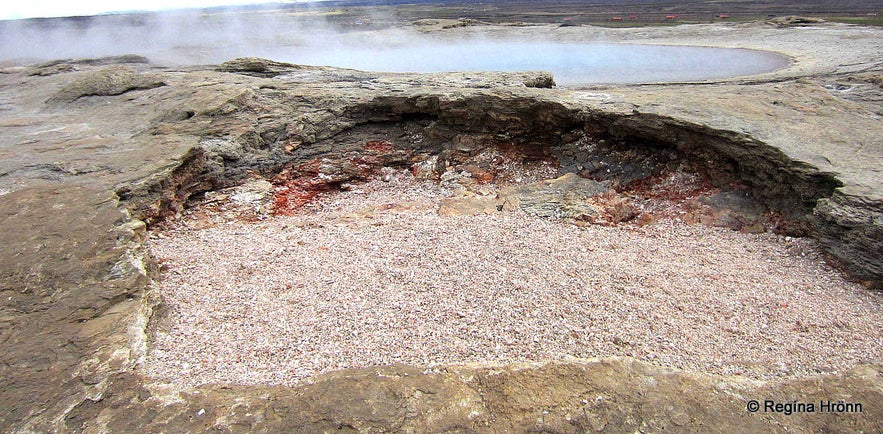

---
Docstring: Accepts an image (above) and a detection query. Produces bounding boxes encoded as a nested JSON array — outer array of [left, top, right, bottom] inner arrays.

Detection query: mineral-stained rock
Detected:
[[501, 172, 611, 219], [410, 155, 441, 180], [438, 173, 618, 219], [229, 179, 273, 205], [691, 190, 769, 231], [439, 191, 503, 216], [462, 164, 495, 183]]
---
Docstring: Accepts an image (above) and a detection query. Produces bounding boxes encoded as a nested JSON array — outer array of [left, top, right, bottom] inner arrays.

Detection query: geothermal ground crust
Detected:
[[144, 177, 882, 388]]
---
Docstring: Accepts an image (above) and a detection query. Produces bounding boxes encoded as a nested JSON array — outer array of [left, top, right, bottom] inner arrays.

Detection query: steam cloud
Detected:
[[0, 8, 789, 86]]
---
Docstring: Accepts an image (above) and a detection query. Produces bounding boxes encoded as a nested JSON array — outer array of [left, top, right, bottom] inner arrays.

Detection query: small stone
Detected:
[[462, 165, 495, 183]]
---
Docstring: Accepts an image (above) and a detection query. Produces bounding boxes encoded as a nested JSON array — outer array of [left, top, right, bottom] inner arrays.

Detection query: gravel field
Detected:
[[144, 177, 882, 388]]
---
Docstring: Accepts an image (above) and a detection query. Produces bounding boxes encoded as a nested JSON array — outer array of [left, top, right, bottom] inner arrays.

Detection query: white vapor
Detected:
[[0, 1, 317, 20], [0, 8, 789, 86]]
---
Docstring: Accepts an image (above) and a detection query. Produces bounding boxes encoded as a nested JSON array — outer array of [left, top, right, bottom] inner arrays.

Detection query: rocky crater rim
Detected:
[[125, 95, 829, 228], [131, 80, 881, 389], [114, 81, 878, 292], [132, 82, 881, 391]]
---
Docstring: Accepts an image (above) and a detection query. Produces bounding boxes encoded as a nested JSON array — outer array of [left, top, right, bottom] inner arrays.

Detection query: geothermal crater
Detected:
[[142, 96, 880, 388], [1, 16, 881, 431]]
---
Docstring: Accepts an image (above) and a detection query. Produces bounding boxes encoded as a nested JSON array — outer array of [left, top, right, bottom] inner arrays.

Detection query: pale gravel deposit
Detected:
[[145, 177, 883, 388]]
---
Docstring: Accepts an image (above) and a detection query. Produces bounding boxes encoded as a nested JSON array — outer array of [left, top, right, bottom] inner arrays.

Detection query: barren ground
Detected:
[[145, 174, 882, 388]]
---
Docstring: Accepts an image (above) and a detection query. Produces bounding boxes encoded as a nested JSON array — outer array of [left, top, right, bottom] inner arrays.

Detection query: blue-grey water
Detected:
[[0, 12, 789, 86], [287, 42, 790, 86]]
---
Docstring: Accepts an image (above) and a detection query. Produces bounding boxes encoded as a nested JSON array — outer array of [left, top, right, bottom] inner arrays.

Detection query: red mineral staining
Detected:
[[271, 180, 333, 215], [364, 140, 394, 152], [271, 161, 334, 215], [270, 140, 402, 214], [462, 165, 495, 183]]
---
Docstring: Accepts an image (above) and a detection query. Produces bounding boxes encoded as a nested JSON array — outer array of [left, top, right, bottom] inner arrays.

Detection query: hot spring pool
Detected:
[[284, 42, 790, 86], [0, 14, 790, 86]]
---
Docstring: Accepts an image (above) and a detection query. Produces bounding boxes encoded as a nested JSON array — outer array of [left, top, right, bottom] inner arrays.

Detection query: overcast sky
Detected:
[[0, 1, 303, 20]]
